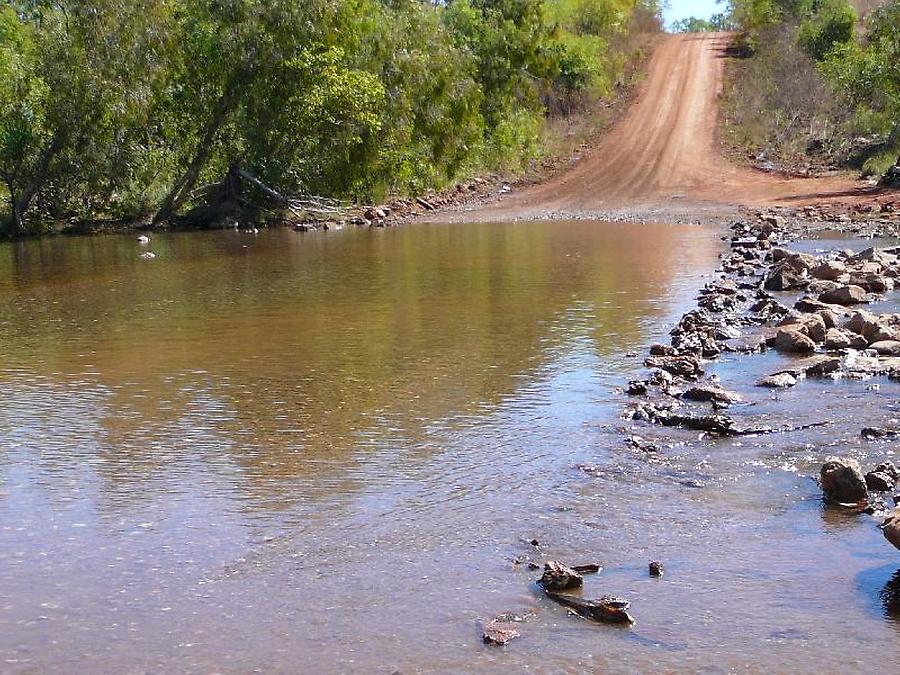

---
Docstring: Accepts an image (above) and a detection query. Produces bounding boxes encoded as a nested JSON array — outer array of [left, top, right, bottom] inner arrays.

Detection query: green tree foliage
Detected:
[[726, 0, 899, 178], [826, 1, 900, 167], [0, 0, 662, 235], [671, 13, 733, 32], [798, 0, 855, 60]]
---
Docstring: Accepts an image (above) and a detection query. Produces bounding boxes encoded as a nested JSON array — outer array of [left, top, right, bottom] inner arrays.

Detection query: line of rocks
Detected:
[[621, 211, 900, 558], [624, 215, 900, 432]]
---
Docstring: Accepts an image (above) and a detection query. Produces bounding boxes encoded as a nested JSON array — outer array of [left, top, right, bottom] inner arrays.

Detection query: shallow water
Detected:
[[0, 222, 898, 673]]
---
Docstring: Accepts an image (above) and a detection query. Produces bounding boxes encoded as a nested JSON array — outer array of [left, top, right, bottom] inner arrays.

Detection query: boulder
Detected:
[[820, 457, 868, 504], [794, 297, 851, 316], [773, 328, 816, 353], [819, 285, 869, 306], [540, 561, 584, 591], [883, 508, 900, 551]]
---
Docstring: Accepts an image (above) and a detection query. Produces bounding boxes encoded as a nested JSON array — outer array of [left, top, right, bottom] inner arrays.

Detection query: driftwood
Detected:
[[180, 163, 349, 227]]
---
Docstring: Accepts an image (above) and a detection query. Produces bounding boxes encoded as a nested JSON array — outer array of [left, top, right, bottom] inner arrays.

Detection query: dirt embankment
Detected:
[[432, 33, 881, 225]]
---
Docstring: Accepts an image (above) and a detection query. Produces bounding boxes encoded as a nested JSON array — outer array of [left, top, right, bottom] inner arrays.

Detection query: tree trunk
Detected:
[[10, 130, 66, 236], [153, 82, 240, 225]]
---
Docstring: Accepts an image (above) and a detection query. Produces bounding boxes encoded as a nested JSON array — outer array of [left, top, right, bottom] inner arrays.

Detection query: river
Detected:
[[1, 222, 898, 673]]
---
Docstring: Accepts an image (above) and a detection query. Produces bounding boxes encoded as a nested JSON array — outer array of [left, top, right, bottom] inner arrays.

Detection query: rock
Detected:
[[862, 427, 900, 440], [626, 436, 661, 452], [819, 285, 869, 306], [794, 297, 851, 316], [804, 356, 841, 377], [761, 214, 785, 229], [812, 260, 848, 281], [825, 328, 852, 350], [820, 457, 869, 504], [681, 384, 742, 405], [867, 471, 896, 492], [758, 371, 798, 388], [773, 328, 816, 353], [644, 355, 703, 379], [817, 309, 841, 329], [649, 561, 664, 577], [808, 279, 841, 296], [764, 264, 807, 291], [540, 561, 583, 591], [845, 310, 879, 338], [869, 340, 900, 356], [851, 272, 893, 294], [801, 314, 827, 343], [483, 619, 521, 645], [874, 462, 900, 481], [571, 564, 602, 574], [626, 380, 648, 395], [883, 508, 900, 551], [544, 591, 635, 625], [658, 412, 735, 434], [854, 247, 898, 266], [649, 343, 677, 356], [750, 297, 790, 317]]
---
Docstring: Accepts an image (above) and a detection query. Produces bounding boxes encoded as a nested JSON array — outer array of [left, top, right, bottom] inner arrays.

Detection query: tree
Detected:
[[0, 1, 175, 235]]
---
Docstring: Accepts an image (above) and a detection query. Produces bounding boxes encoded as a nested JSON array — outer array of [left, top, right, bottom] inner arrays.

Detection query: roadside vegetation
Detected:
[[722, 0, 900, 182], [0, 0, 661, 238]]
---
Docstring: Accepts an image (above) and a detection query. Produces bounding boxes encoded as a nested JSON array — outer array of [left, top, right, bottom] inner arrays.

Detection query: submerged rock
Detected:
[[544, 591, 635, 625], [540, 561, 583, 591], [862, 427, 900, 440], [758, 371, 798, 388], [649, 561, 664, 577], [482, 619, 521, 645], [820, 457, 868, 504]]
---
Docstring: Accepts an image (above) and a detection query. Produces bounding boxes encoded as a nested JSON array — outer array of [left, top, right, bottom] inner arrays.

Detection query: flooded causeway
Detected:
[[1, 222, 898, 673]]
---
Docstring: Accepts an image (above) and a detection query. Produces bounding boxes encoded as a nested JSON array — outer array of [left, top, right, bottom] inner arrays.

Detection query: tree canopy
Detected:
[[0, 0, 662, 236]]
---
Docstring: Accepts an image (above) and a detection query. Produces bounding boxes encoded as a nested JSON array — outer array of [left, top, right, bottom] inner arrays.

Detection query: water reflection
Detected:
[[0, 223, 716, 503], [883, 569, 900, 620]]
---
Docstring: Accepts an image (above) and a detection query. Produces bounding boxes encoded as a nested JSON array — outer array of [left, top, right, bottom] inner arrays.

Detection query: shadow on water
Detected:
[[881, 569, 900, 621], [855, 564, 900, 622]]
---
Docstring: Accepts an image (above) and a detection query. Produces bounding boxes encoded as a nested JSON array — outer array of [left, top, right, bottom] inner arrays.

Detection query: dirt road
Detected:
[[449, 33, 870, 222]]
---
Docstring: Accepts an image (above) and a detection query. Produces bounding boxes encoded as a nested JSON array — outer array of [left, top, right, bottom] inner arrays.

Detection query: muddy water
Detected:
[[0, 222, 898, 673]]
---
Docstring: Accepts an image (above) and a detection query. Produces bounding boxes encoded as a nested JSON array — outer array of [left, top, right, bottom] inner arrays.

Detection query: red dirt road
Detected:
[[454, 33, 871, 222]]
